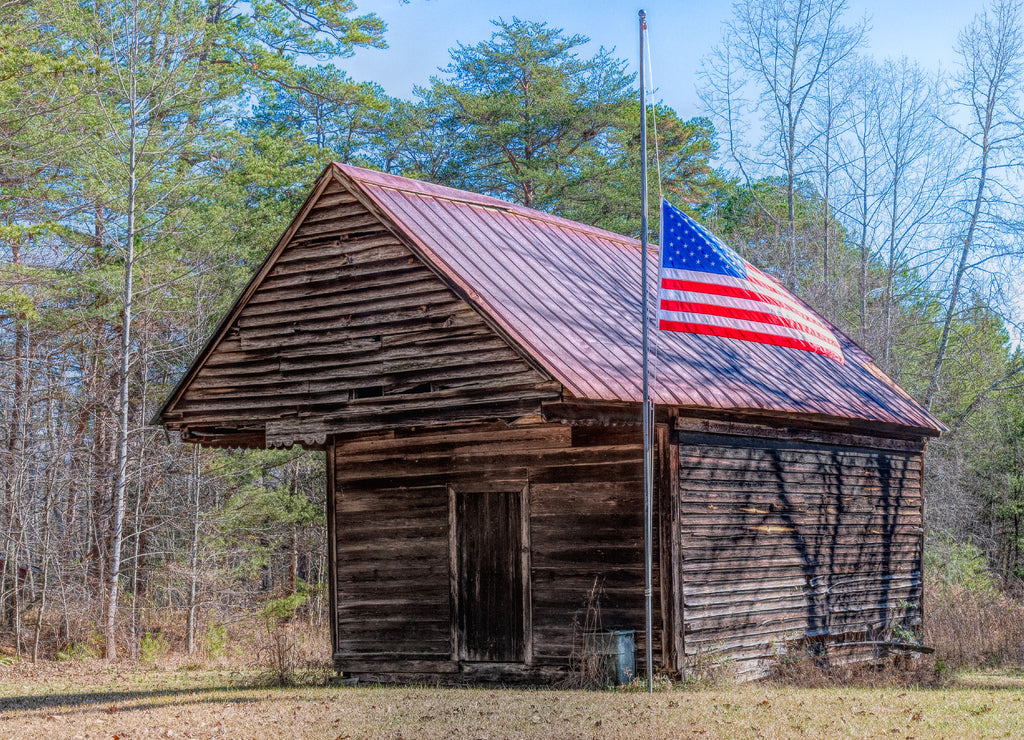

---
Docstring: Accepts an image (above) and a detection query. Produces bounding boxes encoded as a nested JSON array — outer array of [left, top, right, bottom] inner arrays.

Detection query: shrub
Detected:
[[56, 642, 99, 661], [140, 631, 169, 666], [925, 533, 1024, 669], [261, 592, 306, 624], [205, 623, 228, 660], [925, 534, 998, 594], [56, 625, 103, 661]]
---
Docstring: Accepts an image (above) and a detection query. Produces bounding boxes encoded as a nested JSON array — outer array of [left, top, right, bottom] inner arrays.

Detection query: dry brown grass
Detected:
[[0, 661, 1023, 739], [251, 620, 334, 687], [768, 650, 945, 689], [925, 582, 1024, 670]]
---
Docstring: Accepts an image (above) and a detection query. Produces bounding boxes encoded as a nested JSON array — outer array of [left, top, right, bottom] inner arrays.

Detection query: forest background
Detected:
[[2, 0, 1024, 669]]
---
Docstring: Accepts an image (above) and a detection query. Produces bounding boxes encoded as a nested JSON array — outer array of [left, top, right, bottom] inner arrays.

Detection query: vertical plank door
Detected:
[[456, 490, 524, 662]]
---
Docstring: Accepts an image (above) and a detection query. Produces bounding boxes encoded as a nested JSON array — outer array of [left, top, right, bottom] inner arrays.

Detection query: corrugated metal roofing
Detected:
[[337, 163, 943, 435]]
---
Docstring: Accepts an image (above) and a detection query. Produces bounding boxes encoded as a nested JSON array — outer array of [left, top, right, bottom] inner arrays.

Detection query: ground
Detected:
[[0, 662, 1022, 739]]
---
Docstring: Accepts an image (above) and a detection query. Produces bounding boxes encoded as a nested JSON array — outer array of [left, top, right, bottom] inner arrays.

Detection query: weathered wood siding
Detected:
[[334, 481, 451, 660], [530, 425, 659, 670], [330, 421, 662, 680], [163, 177, 559, 446], [676, 430, 924, 677]]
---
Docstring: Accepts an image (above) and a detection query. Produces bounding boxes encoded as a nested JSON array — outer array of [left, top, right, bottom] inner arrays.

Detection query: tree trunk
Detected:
[[105, 67, 139, 660], [186, 446, 201, 655], [786, 138, 798, 290], [924, 162, 988, 409]]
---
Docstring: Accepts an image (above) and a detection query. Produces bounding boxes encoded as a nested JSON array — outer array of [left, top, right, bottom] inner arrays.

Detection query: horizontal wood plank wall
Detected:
[[532, 424, 659, 671], [676, 431, 924, 679], [164, 178, 559, 445], [331, 421, 662, 677], [334, 482, 451, 659]]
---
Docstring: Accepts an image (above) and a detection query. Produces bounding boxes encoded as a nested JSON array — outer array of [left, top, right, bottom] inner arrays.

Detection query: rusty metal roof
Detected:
[[337, 163, 943, 435]]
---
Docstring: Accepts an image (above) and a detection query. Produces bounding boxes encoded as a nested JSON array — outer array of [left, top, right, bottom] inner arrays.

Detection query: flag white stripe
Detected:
[[657, 288, 834, 340], [658, 309, 838, 349], [744, 265, 808, 305], [660, 267, 750, 285], [659, 266, 832, 335]]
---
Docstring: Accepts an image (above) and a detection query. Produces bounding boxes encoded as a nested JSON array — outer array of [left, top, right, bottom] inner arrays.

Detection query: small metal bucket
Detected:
[[585, 630, 636, 685]]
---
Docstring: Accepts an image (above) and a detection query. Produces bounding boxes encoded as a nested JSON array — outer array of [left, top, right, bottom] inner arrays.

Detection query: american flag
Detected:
[[657, 200, 844, 364]]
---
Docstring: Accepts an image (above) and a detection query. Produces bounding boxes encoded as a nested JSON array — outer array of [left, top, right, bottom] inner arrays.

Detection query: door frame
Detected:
[[448, 483, 532, 665]]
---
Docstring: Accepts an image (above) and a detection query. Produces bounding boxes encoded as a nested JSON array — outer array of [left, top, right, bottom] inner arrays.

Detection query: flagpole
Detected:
[[638, 8, 654, 695]]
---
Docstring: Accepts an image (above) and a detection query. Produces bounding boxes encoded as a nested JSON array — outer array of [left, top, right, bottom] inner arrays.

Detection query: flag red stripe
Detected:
[[659, 320, 844, 362], [659, 299, 839, 348], [661, 277, 812, 321], [661, 277, 770, 304], [745, 264, 790, 297]]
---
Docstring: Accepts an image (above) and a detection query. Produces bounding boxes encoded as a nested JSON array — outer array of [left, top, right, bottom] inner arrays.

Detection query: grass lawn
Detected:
[[0, 662, 1022, 739]]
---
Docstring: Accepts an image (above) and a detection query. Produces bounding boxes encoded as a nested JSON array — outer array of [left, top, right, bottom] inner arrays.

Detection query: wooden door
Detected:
[[454, 489, 526, 662]]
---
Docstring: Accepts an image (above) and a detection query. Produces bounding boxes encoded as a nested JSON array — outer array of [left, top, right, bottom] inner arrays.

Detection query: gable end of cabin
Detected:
[[159, 170, 563, 448]]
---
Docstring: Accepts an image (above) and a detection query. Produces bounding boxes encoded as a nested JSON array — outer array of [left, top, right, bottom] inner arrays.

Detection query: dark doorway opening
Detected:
[[453, 488, 527, 662]]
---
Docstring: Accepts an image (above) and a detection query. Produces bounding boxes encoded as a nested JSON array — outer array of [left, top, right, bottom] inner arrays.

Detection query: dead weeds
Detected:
[[768, 651, 947, 689]]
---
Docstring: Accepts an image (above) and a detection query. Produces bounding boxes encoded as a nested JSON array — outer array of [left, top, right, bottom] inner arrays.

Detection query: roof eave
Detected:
[[542, 396, 943, 438]]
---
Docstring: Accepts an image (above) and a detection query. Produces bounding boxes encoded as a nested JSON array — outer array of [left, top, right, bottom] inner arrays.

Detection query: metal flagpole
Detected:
[[638, 8, 654, 695]]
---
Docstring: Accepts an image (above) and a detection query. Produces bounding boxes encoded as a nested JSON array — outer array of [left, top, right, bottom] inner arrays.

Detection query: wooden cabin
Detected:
[[158, 163, 944, 682]]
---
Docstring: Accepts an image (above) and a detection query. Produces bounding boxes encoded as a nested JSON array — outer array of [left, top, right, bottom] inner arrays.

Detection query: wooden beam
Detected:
[[521, 483, 533, 666], [448, 486, 460, 663], [326, 440, 339, 660], [673, 416, 926, 453], [655, 423, 683, 675]]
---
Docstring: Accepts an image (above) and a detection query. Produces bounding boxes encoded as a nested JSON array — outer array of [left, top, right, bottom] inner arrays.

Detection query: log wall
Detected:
[[675, 429, 924, 678], [329, 421, 662, 681], [328, 417, 926, 683], [163, 177, 560, 447]]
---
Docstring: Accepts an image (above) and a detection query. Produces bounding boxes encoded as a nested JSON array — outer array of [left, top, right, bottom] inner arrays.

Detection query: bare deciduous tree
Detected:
[[874, 59, 953, 372], [701, 0, 864, 289], [926, 0, 1024, 409]]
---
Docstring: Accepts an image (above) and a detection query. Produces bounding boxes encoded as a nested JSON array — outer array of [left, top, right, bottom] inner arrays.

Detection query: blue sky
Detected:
[[343, 0, 987, 117]]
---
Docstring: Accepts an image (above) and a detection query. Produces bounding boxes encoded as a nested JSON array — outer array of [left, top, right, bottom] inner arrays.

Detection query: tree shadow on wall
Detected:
[[734, 441, 908, 662]]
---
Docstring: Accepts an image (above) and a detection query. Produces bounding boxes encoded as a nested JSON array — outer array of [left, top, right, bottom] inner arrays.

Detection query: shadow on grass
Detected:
[[2, 671, 1022, 720], [0, 681, 316, 716], [950, 673, 1024, 691]]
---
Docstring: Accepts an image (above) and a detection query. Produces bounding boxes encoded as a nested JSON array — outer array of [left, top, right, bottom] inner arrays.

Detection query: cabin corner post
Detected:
[[447, 485, 461, 664], [669, 424, 683, 674], [655, 422, 682, 674], [326, 438, 339, 666], [918, 442, 927, 641], [520, 483, 536, 667], [520, 483, 533, 667]]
